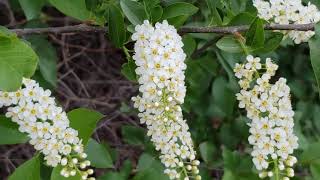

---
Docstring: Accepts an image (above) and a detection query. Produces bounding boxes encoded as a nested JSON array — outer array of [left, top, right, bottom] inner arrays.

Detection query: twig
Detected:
[[9, 23, 315, 35], [11, 24, 107, 35]]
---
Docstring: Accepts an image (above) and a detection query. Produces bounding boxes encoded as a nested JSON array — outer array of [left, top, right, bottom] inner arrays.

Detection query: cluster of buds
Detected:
[[131, 20, 201, 180], [234, 55, 298, 179], [1, 78, 94, 179]]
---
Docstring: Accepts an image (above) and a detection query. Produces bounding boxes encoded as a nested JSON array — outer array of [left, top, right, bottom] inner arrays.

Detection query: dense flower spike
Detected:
[[131, 20, 201, 180], [234, 55, 298, 179], [0, 79, 94, 180], [253, 0, 320, 44]]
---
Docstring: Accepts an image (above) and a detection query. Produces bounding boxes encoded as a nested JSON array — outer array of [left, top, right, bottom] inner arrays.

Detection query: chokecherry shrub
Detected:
[[131, 20, 201, 180], [234, 56, 298, 179], [1, 79, 94, 180], [253, 0, 320, 44]]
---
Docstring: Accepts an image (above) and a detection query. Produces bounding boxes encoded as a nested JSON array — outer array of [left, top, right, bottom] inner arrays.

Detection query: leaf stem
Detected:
[[274, 159, 280, 180], [234, 32, 250, 55], [122, 46, 131, 61]]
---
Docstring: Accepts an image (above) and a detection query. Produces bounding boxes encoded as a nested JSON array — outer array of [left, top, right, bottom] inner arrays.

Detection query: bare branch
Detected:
[[11, 24, 107, 35], [9, 23, 315, 36]]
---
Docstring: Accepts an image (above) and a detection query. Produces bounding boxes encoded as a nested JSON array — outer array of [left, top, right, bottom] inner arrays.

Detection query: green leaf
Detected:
[[182, 35, 196, 57], [99, 160, 132, 180], [301, 142, 320, 164], [253, 32, 283, 54], [49, 0, 93, 21], [206, 0, 222, 26], [121, 59, 137, 82], [51, 165, 81, 180], [211, 77, 236, 118], [162, 2, 198, 27], [120, 0, 147, 26], [216, 36, 242, 53], [0, 116, 29, 145], [228, 12, 255, 25], [85, 0, 100, 11], [18, 0, 45, 20], [108, 4, 126, 48], [143, 0, 160, 11], [27, 36, 58, 87], [245, 17, 264, 48], [0, 28, 38, 91], [222, 149, 258, 179], [85, 139, 113, 168], [121, 125, 145, 146], [309, 23, 320, 96], [150, 6, 163, 23], [311, 162, 320, 179], [134, 153, 169, 180], [199, 141, 217, 165], [162, 2, 198, 19], [9, 155, 41, 180], [68, 108, 104, 145], [99, 172, 126, 180]]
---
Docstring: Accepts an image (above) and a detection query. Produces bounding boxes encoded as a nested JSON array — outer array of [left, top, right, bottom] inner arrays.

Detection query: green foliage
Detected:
[[18, 0, 45, 20], [0, 27, 38, 91], [26, 36, 58, 87], [99, 160, 132, 180], [85, 139, 114, 168], [120, 0, 147, 26], [121, 125, 146, 146], [210, 77, 236, 118], [68, 108, 104, 145], [5, 1, 320, 180], [245, 18, 264, 49], [162, 2, 198, 27], [121, 59, 137, 82], [222, 149, 258, 180], [108, 4, 126, 48], [9, 155, 41, 180], [49, 0, 93, 21], [253, 32, 283, 54], [133, 153, 169, 180], [206, 0, 222, 26], [199, 141, 217, 166], [309, 23, 320, 96], [0, 116, 29, 145], [182, 34, 197, 58], [216, 36, 242, 53]]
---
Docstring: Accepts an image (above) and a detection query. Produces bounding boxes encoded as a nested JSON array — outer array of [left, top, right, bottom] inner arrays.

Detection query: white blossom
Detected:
[[0, 78, 93, 179], [132, 20, 200, 179], [253, 0, 320, 44], [234, 55, 298, 179]]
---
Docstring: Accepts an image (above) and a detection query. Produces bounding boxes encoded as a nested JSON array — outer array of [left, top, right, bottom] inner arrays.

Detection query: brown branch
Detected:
[[10, 23, 315, 36], [11, 24, 107, 35]]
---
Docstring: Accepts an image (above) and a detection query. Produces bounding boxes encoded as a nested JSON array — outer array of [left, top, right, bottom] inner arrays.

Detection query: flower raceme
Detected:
[[234, 55, 298, 179], [1, 79, 94, 180], [131, 20, 201, 180], [253, 0, 320, 44]]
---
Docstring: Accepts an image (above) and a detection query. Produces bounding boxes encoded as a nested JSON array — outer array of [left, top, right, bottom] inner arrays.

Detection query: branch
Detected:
[[10, 23, 315, 36], [11, 24, 107, 35]]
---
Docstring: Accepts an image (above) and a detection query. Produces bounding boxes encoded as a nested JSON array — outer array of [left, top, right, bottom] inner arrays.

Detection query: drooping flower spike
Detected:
[[253, 0, 320, 44], [1, 78, 94, 180], [234, 55, 298, 179], [131, 20, 201, 180]]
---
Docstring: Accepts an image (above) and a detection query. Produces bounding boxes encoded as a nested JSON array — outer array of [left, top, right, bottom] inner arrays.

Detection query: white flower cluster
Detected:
[[1, 79, 94, 180], [131, 20, 201, 180], [253, 0, 320, 44], [234, 55, 298, 179]]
